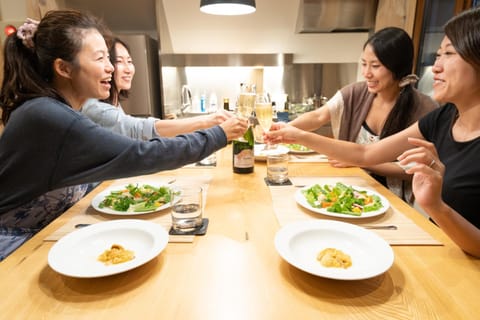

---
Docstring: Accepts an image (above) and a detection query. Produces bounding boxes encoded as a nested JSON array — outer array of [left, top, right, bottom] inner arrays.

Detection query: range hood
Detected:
[[296, 0, 378, 33]]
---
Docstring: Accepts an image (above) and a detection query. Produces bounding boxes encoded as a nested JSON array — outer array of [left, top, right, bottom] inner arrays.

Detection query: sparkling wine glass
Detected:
[[237, 92, 256, 119], [255, 93, 274, 149]]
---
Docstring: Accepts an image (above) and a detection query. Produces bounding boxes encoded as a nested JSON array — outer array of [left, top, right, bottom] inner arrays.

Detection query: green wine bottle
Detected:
[[232, 125, 254, 174]]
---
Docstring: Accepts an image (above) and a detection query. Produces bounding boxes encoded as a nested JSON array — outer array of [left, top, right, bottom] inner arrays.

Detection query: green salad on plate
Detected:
[[302, 182, 384, 216]]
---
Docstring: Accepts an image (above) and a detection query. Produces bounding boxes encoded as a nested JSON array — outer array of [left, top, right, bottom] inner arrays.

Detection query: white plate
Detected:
[[274, 220, 394, 280], [295, 184, 389, 219], [284, 144, 316, 154], [254, 144, 290, 161], [91, 184, 172, 215], [48, 219, 168, 278]]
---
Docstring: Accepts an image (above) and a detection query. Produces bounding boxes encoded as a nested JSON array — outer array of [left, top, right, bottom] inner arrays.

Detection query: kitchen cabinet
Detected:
[[375, 0, 417, 35]]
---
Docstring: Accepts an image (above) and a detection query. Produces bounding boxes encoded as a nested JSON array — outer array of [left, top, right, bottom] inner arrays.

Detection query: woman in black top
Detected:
[[266, 7, 480, 258]]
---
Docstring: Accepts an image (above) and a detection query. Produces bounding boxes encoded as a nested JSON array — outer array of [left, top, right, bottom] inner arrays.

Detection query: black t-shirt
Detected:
[[419, 103, 480, 228]]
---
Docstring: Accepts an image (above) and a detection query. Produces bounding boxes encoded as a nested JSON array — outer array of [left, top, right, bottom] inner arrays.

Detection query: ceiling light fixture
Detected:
[[200, 0, 256, 16]]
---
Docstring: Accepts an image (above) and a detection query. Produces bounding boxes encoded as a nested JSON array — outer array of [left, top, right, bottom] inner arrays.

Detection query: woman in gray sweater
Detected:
[[0, 10, 247, 260]]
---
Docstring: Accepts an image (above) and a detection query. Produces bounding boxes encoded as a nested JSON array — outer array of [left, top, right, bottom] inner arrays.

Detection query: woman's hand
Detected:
[[219, 116, 248, 141], [397, 137, 445, 173], [399, 139, 480, 257], [263, 122, 303, 145], [397, 137, 445, 208], [205, 110, 234, 126], [328, 158, 354, 168]]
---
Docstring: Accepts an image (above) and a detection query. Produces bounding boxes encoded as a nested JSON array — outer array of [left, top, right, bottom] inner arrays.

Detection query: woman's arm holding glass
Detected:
[[265, 121, 422, 167]]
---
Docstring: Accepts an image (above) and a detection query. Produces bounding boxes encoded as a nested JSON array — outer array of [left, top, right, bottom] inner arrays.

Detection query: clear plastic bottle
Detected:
[[200, 91, 206, 113], [209, 92, 218, 113]]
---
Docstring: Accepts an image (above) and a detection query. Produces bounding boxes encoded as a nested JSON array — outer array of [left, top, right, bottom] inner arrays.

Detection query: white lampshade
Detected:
[[200, 0, 256, 16]]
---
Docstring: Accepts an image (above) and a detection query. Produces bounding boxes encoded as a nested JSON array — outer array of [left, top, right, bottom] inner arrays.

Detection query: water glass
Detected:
[[170, 185, 203, 232], [267, 153, 289, 183]]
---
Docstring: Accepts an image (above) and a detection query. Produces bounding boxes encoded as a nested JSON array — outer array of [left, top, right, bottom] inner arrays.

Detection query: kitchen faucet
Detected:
[[181, 85, 192, 114]]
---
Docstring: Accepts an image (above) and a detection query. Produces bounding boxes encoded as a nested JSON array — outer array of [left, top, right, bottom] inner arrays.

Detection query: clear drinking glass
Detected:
[[170, 185, 203, 233], [267, 153, 289, 183], [237, 92, 256, 119], [255, 93, 274, 149]]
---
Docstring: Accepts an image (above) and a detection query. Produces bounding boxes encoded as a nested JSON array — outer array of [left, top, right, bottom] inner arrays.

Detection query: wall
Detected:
[[161, 0, 369, 64], [159, 0, 371, 115]]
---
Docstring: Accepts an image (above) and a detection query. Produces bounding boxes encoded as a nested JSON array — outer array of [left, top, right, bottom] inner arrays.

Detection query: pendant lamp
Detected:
[[200, 0, 256, 15]]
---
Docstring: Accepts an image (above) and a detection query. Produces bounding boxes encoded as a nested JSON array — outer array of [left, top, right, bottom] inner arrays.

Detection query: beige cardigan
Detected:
[[338, 81, 438, 142]]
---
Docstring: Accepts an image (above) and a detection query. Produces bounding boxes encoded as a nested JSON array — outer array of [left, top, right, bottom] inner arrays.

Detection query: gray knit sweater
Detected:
[[0, 97, 226, 213], [81, 99, 160, 140]]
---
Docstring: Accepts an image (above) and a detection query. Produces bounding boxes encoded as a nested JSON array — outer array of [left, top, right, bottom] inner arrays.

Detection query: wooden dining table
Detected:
[[0, 145, 478, 320]]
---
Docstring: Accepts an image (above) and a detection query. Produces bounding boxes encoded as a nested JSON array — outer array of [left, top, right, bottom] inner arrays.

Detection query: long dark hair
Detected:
[[365, 27, 417, 138], [0, 10, 107, 124], [102, 37, 132, 105]]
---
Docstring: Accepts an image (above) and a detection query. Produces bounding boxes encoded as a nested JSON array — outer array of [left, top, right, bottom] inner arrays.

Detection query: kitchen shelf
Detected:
[[161, 53, 293, 67]]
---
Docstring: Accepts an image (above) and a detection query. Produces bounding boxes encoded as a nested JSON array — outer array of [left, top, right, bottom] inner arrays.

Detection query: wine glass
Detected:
[[255, 93, 274, 149], [237, 91, 256, 119]]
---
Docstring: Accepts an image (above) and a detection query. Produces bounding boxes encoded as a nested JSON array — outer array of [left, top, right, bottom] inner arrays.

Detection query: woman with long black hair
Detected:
[[289, 27, 438, 203]]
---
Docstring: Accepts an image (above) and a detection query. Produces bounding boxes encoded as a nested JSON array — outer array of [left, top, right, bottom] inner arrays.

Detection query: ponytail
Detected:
[[380, 84, 417, 138], [0, 10, 108, 124], [0, 32, 60, 124]]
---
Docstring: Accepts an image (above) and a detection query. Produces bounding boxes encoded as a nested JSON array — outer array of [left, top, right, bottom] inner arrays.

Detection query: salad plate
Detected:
[[274, 220, 394, 280], [254, 144, 290, 161], [91, 183, 173, 215], [48, 219, 168, 278], [294, 183, 390, 219]]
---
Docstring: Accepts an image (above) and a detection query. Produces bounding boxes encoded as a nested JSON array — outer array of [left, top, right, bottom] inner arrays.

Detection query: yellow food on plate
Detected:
[[317, 248, 352, 269], [98, 244, 135, 265]]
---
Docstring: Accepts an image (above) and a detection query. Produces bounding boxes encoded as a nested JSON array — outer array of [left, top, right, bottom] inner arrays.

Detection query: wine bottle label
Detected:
[[233, 149, 254, 168]]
